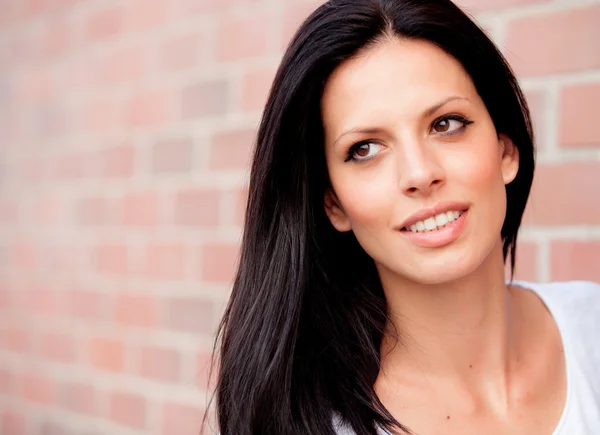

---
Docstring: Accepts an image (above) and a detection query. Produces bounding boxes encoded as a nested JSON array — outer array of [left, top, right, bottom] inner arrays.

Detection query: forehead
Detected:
[[321, 38, 479, 134]]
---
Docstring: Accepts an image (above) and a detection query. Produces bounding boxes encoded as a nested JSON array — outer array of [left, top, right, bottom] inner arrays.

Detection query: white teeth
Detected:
[[424, 217, 437, 231], [434, 213, 448, 227], [405, 210, 463, 233]]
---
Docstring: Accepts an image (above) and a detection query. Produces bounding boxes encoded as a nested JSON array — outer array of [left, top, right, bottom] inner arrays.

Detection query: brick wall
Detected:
[[0, 0, 599, 434]]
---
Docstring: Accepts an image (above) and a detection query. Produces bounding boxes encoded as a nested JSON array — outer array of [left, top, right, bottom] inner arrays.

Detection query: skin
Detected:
[[322, 37, 566, 435]]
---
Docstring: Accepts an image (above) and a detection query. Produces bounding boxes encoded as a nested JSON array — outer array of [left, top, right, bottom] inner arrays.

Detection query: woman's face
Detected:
[[322, 38, 519, 285]]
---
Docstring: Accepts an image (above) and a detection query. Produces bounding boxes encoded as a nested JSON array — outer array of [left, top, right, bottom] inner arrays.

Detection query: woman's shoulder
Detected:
[[513, 280, 600, 339], [515, 279, 600, 308], [517, 280, 600, 344]]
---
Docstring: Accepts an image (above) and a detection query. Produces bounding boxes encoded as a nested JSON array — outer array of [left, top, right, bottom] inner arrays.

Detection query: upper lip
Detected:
[[398, 201, 469, 230]]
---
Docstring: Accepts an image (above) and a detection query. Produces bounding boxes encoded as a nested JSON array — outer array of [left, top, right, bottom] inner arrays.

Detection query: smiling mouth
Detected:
[[401, 210, 466, 233]]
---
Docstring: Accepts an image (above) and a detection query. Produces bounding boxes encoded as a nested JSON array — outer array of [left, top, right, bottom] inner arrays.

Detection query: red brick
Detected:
[[0, 368, 14, 395], [75, 196, 114, 226], [177, 0, 219, 15], [95, 46, 145, 86], [69, 289, 109, 320], [20, 157, 49, 184], [99, 145, 135, 178], [40, 19, 71, 59], [121, 192, 160, 227], [0, 198, 19, 225], [524, 89, 549, 150], [25, 284, 65, 316], [39, 332, 76, 363], [94, 244, 129, 276], [1, 411, 26, 435], [152, 138, 194, 173], [32, 195, 64, 226], [11, 243, 38, 270], [139, 347, 181, 382], [505, 5, 600, 77], [142, 244, 187, 279], [235, 186, 249, 227], [16, 68, 53, 104], [281, 1, 323, 49], [25, 0, 80, 16], [109, 392, 146, 429], [115, 294, 157, 327], [127, 89, 173, 127], [201, 243, 240, 284], [0, 329, 30, 354], [0, 285, 11, 310], [560, 82, 600, 147], [523, 162, 600, 226], [86, 6, 124, 41], [197, 352, 216, 391], [39, 245, 83, 275], [40, 421, 70, 435], [159, 33, 203, 71], [162, 402, 203, 435], [242, 66, 277, 111], [550, 241, 600, 282], [33, 102, 68, 138], [181, 80, 229, 119], [61, 382, 96, 415], [0, 3, 19, 26], [21, 372, 54, 404], [210, 129, 255, 170], [65, 55, 96, 93], [178, 0, 253, 15], [126, 0, 173, 31], [89, 338, 124, 372], [173, 189, 219, 227], [506, 242, 538, 282], [166, 298, 213, 334], [84, 95, 125, 133], [52, 151, 88, 180], [455, 0, 549, 12], [218, 14, 269, 61]]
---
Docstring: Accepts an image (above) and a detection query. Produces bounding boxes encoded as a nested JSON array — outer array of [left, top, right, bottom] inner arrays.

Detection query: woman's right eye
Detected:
[[345, 142, 383, 162]]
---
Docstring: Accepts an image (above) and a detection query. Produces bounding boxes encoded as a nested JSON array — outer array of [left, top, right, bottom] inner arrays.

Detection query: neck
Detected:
[[377, 241, 519, 399]]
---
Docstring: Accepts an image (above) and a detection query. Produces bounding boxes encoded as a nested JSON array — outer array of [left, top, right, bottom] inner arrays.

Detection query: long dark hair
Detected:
[[212, 0, 535, 434]]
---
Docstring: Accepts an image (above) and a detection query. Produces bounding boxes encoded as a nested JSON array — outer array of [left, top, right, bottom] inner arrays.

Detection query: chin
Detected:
[[381, 250, 486, 286], [409, 266, 475, 285]]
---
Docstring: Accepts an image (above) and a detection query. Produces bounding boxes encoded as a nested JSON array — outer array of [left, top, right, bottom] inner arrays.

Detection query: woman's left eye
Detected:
[[345, 142, 383, 162], [431, 115, 473, 135]]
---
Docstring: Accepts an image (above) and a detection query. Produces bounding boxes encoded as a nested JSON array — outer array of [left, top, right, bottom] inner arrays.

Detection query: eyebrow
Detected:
[[332, 95, 470, 147]]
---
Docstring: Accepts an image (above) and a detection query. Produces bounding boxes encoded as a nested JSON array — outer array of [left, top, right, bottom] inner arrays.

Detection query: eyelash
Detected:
[[344, 114, 474, 163]]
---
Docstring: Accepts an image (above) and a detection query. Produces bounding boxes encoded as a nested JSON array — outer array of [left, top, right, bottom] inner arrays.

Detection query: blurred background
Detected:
[[0, 0, 598, 433]]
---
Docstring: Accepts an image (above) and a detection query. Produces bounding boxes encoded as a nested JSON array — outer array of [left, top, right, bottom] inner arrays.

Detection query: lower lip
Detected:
[[400, 210, 468, 248]]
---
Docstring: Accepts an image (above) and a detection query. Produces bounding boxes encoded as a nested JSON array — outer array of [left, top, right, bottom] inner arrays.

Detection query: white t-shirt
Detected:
[[518, 280, 600, 434], [335, 280, 600, 435]]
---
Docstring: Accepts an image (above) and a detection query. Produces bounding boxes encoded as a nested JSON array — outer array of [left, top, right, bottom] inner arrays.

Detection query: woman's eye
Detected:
[[346, 142, 383, 162], [431, 115, 473, 135]]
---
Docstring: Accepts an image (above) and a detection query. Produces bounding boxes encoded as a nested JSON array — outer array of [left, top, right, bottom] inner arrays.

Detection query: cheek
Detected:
[[456, 140, 508, 226], [453, 136, 505, 189], [332, 171, 394, 228]]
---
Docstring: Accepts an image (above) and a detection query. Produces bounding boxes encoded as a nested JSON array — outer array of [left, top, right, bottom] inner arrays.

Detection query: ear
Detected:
[[499, 133, 519, 185], [324, 188, 352, 232]]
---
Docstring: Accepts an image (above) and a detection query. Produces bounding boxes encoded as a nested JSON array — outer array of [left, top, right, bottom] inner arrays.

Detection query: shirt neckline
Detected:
[[511, 280, 572, 435]]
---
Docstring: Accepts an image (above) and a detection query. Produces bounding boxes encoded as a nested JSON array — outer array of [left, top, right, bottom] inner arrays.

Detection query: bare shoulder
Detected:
[[516, 280, 600, 314]]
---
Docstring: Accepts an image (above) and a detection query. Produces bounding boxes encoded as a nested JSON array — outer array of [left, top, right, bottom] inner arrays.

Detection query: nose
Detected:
[[397, 138, 445, 197]]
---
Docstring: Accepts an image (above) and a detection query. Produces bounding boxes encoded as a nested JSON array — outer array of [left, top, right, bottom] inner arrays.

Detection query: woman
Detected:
[[212, 0, 600, 434]]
